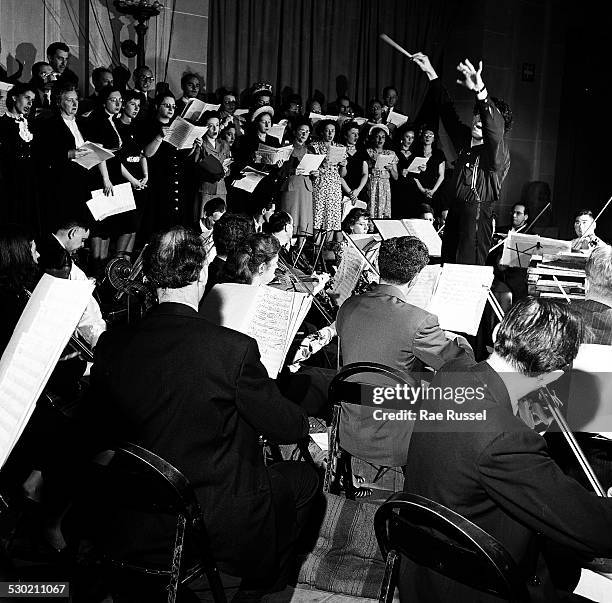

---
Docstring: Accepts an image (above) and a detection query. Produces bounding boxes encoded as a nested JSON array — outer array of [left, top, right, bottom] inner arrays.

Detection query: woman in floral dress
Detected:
[[364, 125, 398, 218]]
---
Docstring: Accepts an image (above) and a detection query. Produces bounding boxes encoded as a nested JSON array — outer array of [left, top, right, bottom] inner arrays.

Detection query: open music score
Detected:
[[0, 275, 94, 468], [199, 283, 311, 378], [165, 116, 209, 150], [500, 232, 571, 268], [405, 264, 494, 335], [373, 218, 442, 257]]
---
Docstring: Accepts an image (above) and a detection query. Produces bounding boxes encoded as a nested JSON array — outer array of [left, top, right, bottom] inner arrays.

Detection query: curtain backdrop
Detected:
[[208, 0, 459, 119]]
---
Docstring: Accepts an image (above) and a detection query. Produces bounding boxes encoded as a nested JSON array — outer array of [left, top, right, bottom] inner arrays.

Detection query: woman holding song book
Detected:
[[364, 125, 398, 219], [278, 117, 320, 243]]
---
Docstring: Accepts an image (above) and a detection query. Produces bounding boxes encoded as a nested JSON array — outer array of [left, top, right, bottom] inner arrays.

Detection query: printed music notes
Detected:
[[165, 116, 209, 150], [232, 166, 269, 193], [256, 143, 294, 165], [181, 99, 220, 122], [199, 284, 311, 378], [0, 275, 94, 468], [296, 153, 325, 175], [373, 219, 442, 256]]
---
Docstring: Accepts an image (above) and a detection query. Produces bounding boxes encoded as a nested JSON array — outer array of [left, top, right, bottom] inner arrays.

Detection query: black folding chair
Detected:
[[324, 362, 417, 499], [374, 492, 531, 603], [88, 443, 226, 603]]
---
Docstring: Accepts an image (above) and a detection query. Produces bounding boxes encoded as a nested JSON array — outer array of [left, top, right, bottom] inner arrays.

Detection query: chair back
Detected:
[[374, 492, 531, 603], [330, 362, 418, 467]]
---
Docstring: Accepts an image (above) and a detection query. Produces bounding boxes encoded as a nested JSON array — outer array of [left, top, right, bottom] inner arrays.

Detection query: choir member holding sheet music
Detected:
[[231, 106, 284, 214], [411, 125, 446, 206], [391, 125, 420, 218], [82, 86, 127, 272], [311, 119, 347, 239], [174, 73, 201, 118], [0, 83, 37, 232], [35, 84, 93, 233], [192, 111, 231, 221], [218, 88, 245, 138], [114, 90, 149, 256], [139, 93, 194, 240], [364, 125, 398, 218], [411, 52, 511, 265], [278, 117, 319, 242], [340, 121, 369, 205]]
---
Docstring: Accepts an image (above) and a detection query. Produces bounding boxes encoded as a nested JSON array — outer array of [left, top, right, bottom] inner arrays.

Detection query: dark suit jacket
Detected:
[[573, 298, 612, 345], [400, 359, 612, 602], [88, 302, 308, 577]]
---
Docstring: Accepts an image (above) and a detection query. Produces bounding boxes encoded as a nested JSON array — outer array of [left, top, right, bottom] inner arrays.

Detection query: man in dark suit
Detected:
[[573, 244, 612, 345], [88, 226, 317, 594], [400, 297, 612, 602]]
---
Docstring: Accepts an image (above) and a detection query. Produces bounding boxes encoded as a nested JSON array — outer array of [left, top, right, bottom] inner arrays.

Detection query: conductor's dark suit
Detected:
[[89, 302, 312, 581], [400, 359, 612, 602]]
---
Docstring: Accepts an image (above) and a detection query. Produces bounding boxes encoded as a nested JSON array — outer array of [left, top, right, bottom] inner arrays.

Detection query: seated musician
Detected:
[[337, 236, 473, 376], [203, 212, 254, 296], [36, 218, 106, 349], [87, 226, 319, 595], [195, 196, 226, 237], [572, 209, 604, 253], [400, 297, 612, 602], [489, 202, 530, 309]]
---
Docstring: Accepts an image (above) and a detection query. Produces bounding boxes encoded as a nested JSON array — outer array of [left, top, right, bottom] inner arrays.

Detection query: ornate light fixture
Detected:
[[114, 0, 162, 68]]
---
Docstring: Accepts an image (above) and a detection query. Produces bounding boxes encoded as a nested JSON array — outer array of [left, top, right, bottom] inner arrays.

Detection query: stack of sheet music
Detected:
[[527, 253, 587, 300]]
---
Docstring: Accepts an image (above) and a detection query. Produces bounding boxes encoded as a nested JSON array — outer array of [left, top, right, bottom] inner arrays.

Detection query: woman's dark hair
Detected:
[[203, 197, 226, 216], [418, 203, 435, 216], [340, 120, 361, 141], [122, 89, 142, 106], [367, 126, 389, 148], [316, 119, 337, 140], [143, 226, 206, 289], [263, 211, 292, 235], [290, 116, 311, 133], [223, 233, 280, 285], [98, 85, 123, 106], [5, 83, 36, 112], [378, 236, 429, 285], [342, 208, 370, 233], [494, 297, 582, 374], [154, 91, 175, 108], [202, 110, 221, 124], [0, 225, 39, 293], [411, 124, 438, 156]]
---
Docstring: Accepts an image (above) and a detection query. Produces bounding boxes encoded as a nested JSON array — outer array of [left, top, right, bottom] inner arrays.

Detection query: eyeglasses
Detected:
[[109, 98, 123, 103], [140, 76, 155, 81], [161, 103, 176, 109]]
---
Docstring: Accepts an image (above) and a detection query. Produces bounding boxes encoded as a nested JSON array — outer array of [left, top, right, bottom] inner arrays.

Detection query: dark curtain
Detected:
[[208, 0, 459, 119]]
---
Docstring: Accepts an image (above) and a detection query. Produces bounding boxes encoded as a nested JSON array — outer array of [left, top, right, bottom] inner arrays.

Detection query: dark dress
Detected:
[[115, 118, 147, 233], [136, 118, 192, 241], [413, 147, 446, 206], [0, 114, 37, 232], [343, 147, 368, 200], [82, 110, 126, 238], [392, 149, 419, 218]]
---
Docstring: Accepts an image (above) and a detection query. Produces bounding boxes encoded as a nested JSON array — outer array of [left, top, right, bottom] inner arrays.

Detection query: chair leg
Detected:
[[168, 514, 186, 603], [341, 451, 356, 500], [378, 550, 400, 603]]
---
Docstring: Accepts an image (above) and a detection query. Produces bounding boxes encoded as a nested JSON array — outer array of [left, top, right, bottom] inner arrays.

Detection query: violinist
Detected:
[[491, 201, 529, 242], [572, 209, 604, 253], [400, 297, 612, 603]]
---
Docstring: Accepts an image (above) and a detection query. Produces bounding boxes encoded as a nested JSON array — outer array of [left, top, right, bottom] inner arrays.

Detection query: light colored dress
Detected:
[[365, 148, 398, 218], [311, 141, 344, 231]]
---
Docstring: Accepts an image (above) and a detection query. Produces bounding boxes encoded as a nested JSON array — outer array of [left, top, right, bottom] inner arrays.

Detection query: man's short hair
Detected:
[[203, 197, 226, 217], [586, 244, 612, 298], [92, 66, 112, 84], [54, 218, 89, 234], [31, 61, 52, 79], [250, 198, 275, 217], [143, 227, 206, 289], [494, 297, 583, 374], [180, 73, 199, 88], [512, 202, 528, 214], [133, 65, 153, 79], [575, 209, 594, 220], [212, 213, 255, 256], [378, 236, 429, 285], [46, 42, 69, 57], [263, 211, 291, 235]]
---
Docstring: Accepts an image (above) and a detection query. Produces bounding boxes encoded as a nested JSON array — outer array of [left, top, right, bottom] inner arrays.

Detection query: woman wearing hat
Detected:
[[364, 125, 398, 218]]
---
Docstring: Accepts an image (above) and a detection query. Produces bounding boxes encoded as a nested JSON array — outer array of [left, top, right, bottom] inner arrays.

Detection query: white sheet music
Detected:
[[71, 141, 115, 170], [165, 116, 209, 150], [407, 156, 429, 173], [330, 244, 366, 306], [181, 99, 220, 121], [386, 110, 409, 128], [87, 182, 136, 221], [405, 265, 442, 310], [428, 264, 494, 335], [232, 166, 268, 193], [268, 124, 286, 142], [296, 153, 325, 175], [256, 144, 293, 165], [199, 283, 311, 378], [0, 81, 13, 116], [373, 219, 408, 240], [401, 219, 442, 256], [501, 232, 572, 268], [327, 145, 347, 165], [0, 275, 94, 468]]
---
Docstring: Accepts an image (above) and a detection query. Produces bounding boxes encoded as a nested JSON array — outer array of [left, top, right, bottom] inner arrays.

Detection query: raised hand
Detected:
[[456, 58, 484, 92], [411, 52, 438, 80]]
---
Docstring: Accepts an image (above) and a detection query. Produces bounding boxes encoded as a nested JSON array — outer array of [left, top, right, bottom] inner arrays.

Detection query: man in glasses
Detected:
[[412, 52, 512, 265], [132, 65, 155, 121]]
